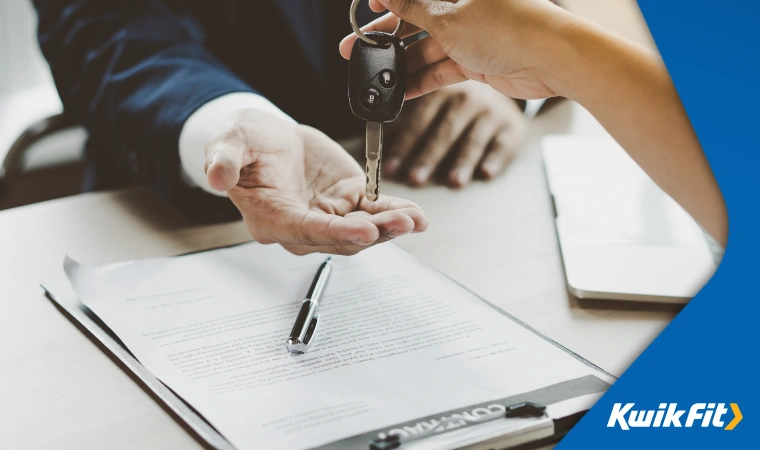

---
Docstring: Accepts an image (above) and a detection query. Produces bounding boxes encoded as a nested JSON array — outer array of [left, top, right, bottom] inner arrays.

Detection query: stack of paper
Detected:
[[57, 243, 612, 449]]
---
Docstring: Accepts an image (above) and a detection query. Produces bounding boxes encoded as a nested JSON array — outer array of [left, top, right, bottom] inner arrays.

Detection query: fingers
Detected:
[[241, 206, 379, 247], [237, 195, 428, 255], [383, 94, 446, 177], [347, 209, 416, 238], [279, 210, 402, 256], [275, 201, 427, 257], [370, 0, 430, 28], [281, 234, 391, 257], [373, 0, 447, 29], [339, 10, 464, 101], [407, 58, 469, 99], [406, 36, 449, 75], [368, 0, 386, 13], [359, 196, 429, 232], [477, 124, 525, 179], [447, 115, 499, 187], [339, 12, 422, 60], [282, 243, 367, 256], [205, 124, 247, 192], [290, 210, 379, 245], [405, 97, 471, 186]]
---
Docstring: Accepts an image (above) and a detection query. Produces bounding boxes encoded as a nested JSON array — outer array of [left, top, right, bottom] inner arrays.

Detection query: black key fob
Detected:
[[348, 31, 407, 123]]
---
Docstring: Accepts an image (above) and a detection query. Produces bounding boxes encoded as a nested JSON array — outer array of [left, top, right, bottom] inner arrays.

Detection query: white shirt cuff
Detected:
[[178, 92, 296, 196]]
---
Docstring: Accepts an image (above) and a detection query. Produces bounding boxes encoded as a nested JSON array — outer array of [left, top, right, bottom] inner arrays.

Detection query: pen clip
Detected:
[[303, 314, 320, 346], [287, 315, 320, 355]]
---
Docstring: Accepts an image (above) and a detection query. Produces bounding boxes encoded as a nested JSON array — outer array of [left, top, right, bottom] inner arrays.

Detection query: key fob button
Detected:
[[362, 88, 382, 110], [348, 31, 406, 122], [379, 70, 396, 88]]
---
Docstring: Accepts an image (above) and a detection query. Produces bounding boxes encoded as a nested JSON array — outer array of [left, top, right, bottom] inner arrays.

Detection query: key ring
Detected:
[[350, 0, 404, 46]]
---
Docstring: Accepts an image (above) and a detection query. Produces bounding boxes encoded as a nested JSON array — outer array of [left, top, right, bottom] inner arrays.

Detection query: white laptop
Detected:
[[542, 135, 722, 304]]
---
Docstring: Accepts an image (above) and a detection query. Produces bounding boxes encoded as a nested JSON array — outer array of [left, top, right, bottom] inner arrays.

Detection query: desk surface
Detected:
[[0, 101, 679, 449]]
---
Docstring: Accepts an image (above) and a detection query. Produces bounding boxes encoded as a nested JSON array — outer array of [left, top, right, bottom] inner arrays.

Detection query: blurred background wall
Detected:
[[0, 0, 52, 96], [0, 1, 86, 210]]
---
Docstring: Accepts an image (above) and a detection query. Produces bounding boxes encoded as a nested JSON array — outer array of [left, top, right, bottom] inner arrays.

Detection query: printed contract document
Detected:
[[63, 243, 612, 449]]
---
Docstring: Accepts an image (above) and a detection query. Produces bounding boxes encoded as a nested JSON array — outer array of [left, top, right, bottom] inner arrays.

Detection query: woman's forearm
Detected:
[[553, 18, 728, 246], [348, 1, 728, 245]]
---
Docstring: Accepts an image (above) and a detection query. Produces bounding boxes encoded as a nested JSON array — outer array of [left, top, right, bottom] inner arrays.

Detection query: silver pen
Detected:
[[286, 257, 332, 354]]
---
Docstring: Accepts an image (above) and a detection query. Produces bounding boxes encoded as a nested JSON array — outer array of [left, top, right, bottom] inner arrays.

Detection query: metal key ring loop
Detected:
[[350, 0, 404, 46]]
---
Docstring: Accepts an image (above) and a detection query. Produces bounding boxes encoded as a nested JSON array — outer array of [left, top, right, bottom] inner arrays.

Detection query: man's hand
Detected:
[[205, 109, 428, 255], [384, 81, 526, 187]]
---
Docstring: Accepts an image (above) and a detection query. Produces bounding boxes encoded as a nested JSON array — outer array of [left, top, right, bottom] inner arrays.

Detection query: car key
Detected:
[[348, 30, 407, 201]]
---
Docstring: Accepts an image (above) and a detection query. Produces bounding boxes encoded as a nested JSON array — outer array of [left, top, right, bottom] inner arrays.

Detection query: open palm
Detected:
[[205, 109, 428, 255]]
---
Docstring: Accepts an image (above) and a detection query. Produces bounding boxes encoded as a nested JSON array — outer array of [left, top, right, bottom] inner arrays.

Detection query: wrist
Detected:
[[546, 14, 638, 105], [539, 13, 599, 100], [179, 93, 296, 196]]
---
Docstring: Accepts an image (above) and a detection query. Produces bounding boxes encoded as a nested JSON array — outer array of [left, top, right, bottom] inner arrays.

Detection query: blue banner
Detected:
[[560, 1, 758, 447]]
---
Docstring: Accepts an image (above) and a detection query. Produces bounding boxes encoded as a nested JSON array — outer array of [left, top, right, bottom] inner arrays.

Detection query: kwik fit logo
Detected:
[[608, 403, 742, 430]]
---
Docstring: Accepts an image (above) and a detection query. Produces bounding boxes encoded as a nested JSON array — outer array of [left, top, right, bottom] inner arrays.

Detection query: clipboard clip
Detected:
[[369, 402, 547, 450]]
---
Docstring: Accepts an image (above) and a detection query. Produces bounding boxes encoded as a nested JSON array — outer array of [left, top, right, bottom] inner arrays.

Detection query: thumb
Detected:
[[374, 0, 441, 29], [205, 128, 247, 192]]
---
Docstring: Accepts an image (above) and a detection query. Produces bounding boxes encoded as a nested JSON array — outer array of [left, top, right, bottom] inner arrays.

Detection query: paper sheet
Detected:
[[64, 243, 611, 450]]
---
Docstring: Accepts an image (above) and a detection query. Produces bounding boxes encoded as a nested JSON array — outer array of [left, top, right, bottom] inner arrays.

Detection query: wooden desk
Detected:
[[0, 101, 678, 449]]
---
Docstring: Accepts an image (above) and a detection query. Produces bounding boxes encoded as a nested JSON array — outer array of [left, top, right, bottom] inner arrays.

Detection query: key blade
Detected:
[[365, 121, 383, 202]]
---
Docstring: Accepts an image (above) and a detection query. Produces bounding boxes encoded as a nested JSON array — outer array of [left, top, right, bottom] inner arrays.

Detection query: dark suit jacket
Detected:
[[34, 0, 380, 219]]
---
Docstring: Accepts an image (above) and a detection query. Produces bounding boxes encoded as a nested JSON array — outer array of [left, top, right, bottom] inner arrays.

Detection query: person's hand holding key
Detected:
[[340, 0, 728, 247], [348, 0, 407, 201]]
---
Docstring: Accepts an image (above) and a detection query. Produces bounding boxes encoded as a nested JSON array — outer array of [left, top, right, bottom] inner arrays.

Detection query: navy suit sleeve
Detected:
[[33, 0, 256, 202]]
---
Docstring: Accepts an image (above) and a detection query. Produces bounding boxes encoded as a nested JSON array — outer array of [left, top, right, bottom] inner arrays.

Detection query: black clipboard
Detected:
[[42, 243, 615, 450]]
